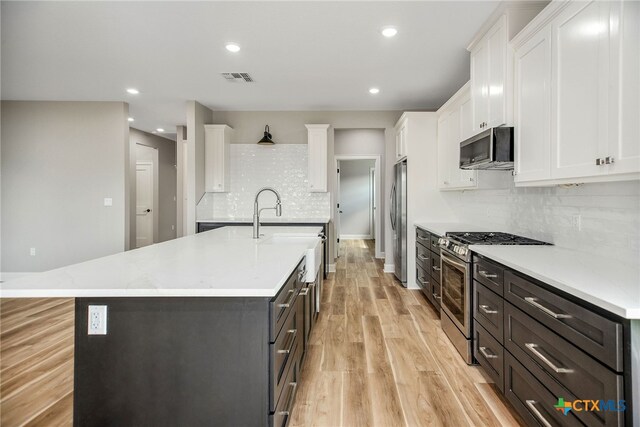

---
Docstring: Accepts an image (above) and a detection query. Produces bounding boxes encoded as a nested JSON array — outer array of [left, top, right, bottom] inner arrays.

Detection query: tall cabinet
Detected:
[[306, 124, 329, 192], [204, 125, 233, 192]]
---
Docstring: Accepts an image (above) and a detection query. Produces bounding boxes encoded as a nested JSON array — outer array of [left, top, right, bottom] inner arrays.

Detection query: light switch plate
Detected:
[[103, 198, 113, 207], [88, 305, 108, 335]]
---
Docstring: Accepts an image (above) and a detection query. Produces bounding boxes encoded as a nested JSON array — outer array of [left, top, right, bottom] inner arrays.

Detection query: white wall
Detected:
[[339, 160, 375, 238], [1, 101, 129, 272], [197, 145, 330, 220]]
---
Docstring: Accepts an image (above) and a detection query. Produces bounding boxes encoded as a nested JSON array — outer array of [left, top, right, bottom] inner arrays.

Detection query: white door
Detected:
[[369, 167, 375, 240], [136, 162, 154, 248], [335, 161, 341, 256]]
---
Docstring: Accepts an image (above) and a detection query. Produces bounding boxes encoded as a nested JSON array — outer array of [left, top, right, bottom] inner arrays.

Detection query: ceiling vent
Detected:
[[220, 73, 254, 83]]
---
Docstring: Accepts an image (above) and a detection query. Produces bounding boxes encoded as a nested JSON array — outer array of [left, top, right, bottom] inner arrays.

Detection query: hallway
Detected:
[[290, 240, 523, 427]]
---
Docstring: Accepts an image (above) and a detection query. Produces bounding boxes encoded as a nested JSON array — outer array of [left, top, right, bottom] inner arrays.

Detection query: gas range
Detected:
[[438, 232, 550, 262]]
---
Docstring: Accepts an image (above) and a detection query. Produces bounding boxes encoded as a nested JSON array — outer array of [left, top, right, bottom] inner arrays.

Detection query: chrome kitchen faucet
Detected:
[[253, 187, 282, 238]]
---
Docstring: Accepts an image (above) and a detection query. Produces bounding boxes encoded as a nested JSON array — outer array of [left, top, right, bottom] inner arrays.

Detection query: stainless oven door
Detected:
[[440, 250, 472, 338]]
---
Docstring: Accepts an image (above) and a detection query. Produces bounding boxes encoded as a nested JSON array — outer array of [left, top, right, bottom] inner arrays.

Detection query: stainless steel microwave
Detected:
[[459, 127, 514, 170]]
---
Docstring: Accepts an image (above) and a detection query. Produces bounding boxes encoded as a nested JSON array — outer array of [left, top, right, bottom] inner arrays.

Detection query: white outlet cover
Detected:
[[88, 305, 108, 335], [30, 248, 36, 256], [103, 198, 113, 207]]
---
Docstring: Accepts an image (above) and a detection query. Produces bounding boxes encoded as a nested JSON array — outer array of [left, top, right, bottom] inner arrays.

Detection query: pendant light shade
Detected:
[[258, 125, 275, 145]]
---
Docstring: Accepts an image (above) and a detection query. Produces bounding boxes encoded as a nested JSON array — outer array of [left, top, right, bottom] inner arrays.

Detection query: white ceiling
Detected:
[[1, 1, 500, 139]]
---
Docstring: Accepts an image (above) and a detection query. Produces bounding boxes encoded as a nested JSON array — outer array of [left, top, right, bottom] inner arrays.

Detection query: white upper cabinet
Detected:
[[395, 119, 408, 160], [512, 0, 639, 186], [204, 125, 233, 192], [306, 124, 329, 192]]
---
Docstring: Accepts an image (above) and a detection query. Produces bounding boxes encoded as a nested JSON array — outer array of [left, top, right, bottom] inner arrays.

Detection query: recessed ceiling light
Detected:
[[381, 27, 398, 38], [156, 128, 165, 132], [225, 43, 241, 53], [126, 88, 139, 95], [128, 117, 134, 122], [369, 87, 380, 94]]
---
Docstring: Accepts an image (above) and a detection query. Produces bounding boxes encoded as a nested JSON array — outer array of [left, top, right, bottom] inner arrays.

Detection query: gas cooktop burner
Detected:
[[445, 232, 550, 246]]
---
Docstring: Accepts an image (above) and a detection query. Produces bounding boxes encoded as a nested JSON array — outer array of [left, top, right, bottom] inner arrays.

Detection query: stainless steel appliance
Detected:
[[390, 160, 407, 285], [459, 127, 514, 170], [438, 232, 549, 364]]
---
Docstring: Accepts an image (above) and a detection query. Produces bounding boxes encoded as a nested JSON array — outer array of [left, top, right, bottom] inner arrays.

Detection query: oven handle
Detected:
[[440, 250, 469, 272]]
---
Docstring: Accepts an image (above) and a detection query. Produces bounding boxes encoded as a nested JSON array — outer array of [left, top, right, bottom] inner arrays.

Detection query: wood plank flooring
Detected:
[[0, 298, 74, 427], [290, 239, 524, 427]]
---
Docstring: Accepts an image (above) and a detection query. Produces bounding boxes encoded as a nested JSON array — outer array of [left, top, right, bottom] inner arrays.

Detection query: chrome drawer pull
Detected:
[[277, 289, 296, 308], [433, 293, 441, 300], [277, 329, 297, 354], [525, 400, 552, 427], [479, 270, 498, 279], [479, 304, 498, 314], [525, 343, 574, 374], [478, 346, 498, 359], [299, 288, 309, 296], [417, 235, 429, 240], [524, 297, 572, 319], [278, 382, 298, 416], [418, 254, 429, 260], [432, 266, 441, 272], [418, 276, 428, 285]]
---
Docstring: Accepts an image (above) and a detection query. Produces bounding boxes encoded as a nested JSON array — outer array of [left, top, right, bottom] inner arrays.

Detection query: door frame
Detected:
[[333, 155, 382, 259], [135, 143, 159, 246]]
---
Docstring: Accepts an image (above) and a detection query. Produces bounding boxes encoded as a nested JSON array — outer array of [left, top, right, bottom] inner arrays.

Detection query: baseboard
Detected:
[[327, 264, 336, 273], [0, 272, 34, 282], [376, 252, 385, 259], [383, 264, 395, 273], [340, 235, 373, 240]]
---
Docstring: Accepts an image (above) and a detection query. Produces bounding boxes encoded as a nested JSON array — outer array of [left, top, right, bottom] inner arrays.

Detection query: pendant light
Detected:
[[258, 125, 275, 145]]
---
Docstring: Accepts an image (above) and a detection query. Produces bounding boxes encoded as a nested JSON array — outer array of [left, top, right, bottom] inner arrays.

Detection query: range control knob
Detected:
[[460, 247, 468, 256]]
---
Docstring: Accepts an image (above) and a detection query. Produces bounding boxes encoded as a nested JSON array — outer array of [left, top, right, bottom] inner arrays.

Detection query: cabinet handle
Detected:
[[478, 346, 498, 359], [525, 400, 552, 427], [278, 289, 296, 308], [418, 254, 429, 261], [479, 270, 498, 279], [525, 343, 573, 373], [433, 292, 441, 300], [432, 266, 441, 272], [299, 288, 309, 296], [278, 382, 298, 416], [479, 304, 498, 314], [277, 329, 297, 354], [596, 158, 607, 166], [605, 156, 614, 164], [417, 235, 429, 241], [524, 297, 572, 319], [418, 276, 428, 285]]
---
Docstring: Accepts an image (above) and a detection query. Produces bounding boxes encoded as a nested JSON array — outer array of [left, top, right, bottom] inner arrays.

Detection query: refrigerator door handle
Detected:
[[389, 183, 396, 230]]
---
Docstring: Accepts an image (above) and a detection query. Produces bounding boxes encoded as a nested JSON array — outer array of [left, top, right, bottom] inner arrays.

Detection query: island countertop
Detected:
[[0, 226, 322, 298]]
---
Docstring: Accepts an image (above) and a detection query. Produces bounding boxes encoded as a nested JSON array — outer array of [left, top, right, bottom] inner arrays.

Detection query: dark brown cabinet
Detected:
[[416, 227, 442, 311]]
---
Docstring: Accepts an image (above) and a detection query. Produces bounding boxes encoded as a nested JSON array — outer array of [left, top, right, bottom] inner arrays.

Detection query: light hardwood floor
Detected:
[[0, 298, 74, 427], [290, 239, 524, 427]]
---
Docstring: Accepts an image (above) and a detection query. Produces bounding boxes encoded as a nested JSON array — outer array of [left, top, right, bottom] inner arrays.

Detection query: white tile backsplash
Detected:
[[197, 144, 330, 220], [442, 180, 640, 264]]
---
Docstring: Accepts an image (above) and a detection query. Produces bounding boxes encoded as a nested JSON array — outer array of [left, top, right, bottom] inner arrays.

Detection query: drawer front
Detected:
[[430, 252, 441, 284], [505, 353, 584, 427], [270, 306, 300, 412], [474, 321, 504, 393], [270, 339, 300, 427], [505, 303, 624, 427], [416, 228, 431, 249], [270, 265, 302, 341], [505, 270, 623, 371], [416, 265, 433, 305], [429, 234, 440, 252], [473, 257, 504, 296], [431, 280, 441, 311], [474, 281, 504, 343], [416, 244, 431, 271]]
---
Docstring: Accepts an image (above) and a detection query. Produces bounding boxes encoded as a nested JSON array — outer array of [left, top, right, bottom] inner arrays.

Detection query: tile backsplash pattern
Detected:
[[442, 180, 640, 265], [197, 144, 330, 220]]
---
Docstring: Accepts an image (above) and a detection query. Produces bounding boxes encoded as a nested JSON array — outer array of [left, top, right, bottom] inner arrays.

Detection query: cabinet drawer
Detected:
[[430, 252, 441, 284], [474, 281, 504, 343], [416, 244, 431, 271], [474, 321, 504, 393], [429, 234, 440, 252], [505, 270, 623, 371], [431, 280, 441, 311], [416, 265, 433, 304], [270, 265, 302, 341], [270, 339, 300, 427], [270, 306, 300, 412], [416, 228, 431, 249], [505, 303, 624, 427], [473, 256, 504, 296], [505, 353, 584, 427]]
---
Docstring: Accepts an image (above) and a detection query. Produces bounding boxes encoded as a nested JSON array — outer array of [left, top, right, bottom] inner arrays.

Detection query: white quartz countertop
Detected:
[[0, 226, 322, 298], [470, 245, 640, 319], [197, 217, 330, 224], [414, 221, 491, 236]]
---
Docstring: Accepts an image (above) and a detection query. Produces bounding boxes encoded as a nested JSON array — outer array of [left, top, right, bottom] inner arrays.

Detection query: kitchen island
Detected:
[[0, 226, 322, 427]]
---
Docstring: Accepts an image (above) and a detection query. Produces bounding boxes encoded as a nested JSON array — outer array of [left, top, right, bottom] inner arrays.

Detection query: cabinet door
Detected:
[[551, 1, 610, 179], [608, 0, 640, 176], [437, 114, 451, 189], [487, 17, 507, 128], [448, 108, 476, 189], [471, 41, 489, 133], [396, 124, 407, 159], [459, 95, 474, 141], [307, 125, 328, 192], [204, 126, 230, 192], [514, 25, 552, 183]]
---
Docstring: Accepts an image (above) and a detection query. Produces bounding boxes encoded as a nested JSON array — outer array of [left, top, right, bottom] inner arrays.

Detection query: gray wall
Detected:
[[339, 160, 375, 237], [129, 128, 177, 246], [1, 101, 129, 272], [209, 110, 402, 264]]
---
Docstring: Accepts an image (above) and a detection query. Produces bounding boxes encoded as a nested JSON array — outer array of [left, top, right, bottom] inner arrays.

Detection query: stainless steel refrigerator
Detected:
[[390, 160, 407, 285]]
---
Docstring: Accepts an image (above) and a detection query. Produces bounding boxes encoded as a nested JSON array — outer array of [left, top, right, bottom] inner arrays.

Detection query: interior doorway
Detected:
[[335, 155, 381, 258], [135, 144, 159, 248]]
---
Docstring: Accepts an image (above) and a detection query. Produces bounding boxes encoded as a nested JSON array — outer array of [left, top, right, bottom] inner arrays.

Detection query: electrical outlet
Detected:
[[30, 248, 36, 256], [171, 225, 175, 231], [571, 214, 582, 231], [103, 198, 113, 207], [88, 305, 108, 335]]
